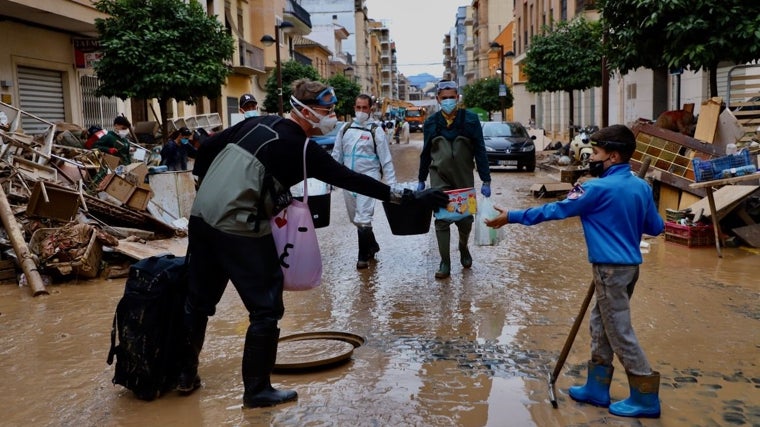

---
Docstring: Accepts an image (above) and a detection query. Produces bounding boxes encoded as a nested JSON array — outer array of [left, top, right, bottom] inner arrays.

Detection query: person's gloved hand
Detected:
[[481, 182, 491, 197], [417, 181, 425, 191], [402, 188, 448, 209], [107, 147, 118, 155]]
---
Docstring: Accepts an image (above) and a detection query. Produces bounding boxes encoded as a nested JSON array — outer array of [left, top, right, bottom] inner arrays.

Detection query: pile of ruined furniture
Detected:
[[0, 102, 200, 294]]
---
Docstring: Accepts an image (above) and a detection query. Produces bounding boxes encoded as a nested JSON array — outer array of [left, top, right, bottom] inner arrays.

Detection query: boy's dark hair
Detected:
[[114, 116, 131, 128], [590, 124, 636, 162]]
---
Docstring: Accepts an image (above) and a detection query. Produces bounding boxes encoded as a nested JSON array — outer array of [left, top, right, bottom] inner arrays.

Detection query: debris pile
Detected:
[[0, 101, 198, 293]]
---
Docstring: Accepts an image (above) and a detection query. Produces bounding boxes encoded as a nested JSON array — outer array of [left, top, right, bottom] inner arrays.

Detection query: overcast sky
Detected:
[[366, 0, 466, 78]]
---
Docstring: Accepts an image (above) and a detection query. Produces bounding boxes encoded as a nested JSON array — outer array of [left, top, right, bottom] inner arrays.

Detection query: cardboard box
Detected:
[[435, 188, 477, 221], [124, 162, 148, 185], [98, 173, 136, 204]]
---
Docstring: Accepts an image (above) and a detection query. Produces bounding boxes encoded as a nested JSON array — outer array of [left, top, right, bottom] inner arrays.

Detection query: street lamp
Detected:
[[343, 66, 354, 76], [261, 21, 294, 116]]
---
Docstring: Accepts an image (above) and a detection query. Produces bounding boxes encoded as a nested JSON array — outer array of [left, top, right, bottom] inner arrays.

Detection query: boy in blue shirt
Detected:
[[485, 124, 664, 418]]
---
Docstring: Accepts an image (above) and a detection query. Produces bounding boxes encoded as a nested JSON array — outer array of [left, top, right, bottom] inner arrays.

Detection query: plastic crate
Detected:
[[664, 221, 714, 247], [691, 150, 751, 182]]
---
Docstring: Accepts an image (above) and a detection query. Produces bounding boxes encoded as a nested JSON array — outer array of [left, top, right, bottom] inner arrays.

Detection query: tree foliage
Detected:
[[461, 77, 510, 118], [262, 60, 320, 114], [94, 0, 234, 138], [522, 18, 603, 94], [326, 74, 362, 119], [598, 0, 760, 97]]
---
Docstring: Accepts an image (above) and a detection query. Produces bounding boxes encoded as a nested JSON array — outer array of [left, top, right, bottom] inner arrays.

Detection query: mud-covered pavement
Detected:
[[1, 133, 758, 427]]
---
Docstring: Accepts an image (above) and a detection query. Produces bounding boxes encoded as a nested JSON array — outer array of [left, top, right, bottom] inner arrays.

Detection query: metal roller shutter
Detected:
[[17, 66, 65, 134]]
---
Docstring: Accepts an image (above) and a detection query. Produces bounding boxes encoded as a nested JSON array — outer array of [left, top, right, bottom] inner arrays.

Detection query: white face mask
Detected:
[[354, 111, 369, 124], [117, 129, 129, 137], [243, 110, 259, 119], [290, 96, 338, 134]]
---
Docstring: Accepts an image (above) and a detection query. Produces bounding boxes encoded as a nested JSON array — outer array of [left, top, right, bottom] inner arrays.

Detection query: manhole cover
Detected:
[[275, 331, 365, 371]]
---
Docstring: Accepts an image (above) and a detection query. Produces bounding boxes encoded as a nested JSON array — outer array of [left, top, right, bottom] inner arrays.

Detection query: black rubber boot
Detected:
[[458, 221, 472, 268], [242, 329, 297, 408], [367, 227, 380, 259], [435, 229, 451, 279], [177, 311, 207, 394], [356, 227, 371, 269]]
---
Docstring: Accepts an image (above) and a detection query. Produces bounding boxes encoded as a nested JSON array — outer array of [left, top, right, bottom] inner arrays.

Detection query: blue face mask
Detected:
[[244, 110, 259, 118], [180, 138, 189, 145], [440, 98, 457, 114]]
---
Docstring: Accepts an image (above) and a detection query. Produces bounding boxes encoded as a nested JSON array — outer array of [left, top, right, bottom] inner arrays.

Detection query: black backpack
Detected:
[[107, 254, 189, 401]]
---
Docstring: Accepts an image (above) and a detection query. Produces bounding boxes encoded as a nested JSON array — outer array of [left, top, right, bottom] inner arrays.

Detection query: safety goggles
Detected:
[[437, 81, 458, 91], [314, 87, 338, 107]]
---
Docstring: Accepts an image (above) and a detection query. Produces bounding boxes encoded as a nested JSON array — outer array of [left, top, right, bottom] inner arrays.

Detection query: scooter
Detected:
[[569, 125, 598, 165]]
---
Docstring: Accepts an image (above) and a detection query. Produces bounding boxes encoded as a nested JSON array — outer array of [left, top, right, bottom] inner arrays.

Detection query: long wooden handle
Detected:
[[551, 281, 595, 382]]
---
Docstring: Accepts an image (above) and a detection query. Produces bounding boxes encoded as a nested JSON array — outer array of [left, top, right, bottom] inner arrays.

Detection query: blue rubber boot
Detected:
[[568, 361, 614, 407], [609, 371, 661, 418]]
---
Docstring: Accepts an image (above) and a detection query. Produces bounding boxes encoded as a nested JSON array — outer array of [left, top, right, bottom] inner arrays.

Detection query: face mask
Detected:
[[290, 97, 338, 134], [117, 129, 129, 137], [244, 110, 259, 118], [588, 157, 610, 177], [354, 112, 369, 124], [440, 98, 457, 114], [180, 138, 189, 145]]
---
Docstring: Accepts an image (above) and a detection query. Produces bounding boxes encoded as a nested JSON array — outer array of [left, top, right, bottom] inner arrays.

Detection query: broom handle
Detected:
[[551, 281, 595, 382]]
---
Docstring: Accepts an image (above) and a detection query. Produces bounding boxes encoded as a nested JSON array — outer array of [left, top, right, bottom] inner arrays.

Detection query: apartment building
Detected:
[[0, 0, 316, 132]]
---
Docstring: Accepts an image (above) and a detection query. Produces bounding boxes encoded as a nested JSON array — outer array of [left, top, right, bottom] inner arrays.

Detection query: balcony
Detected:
[[232, 41, 266, 75], [284, 0, 312, 35], [0, 0, 105, 37]]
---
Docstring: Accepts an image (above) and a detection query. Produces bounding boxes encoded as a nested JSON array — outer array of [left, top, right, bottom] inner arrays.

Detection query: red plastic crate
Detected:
[[664, 221, 714, 247]]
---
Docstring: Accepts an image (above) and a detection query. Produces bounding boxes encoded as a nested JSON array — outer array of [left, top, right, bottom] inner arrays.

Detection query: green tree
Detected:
[[599, 0, 760, 97], [462, 78, 508, 119], [326, 74, 361, 119], [94, 0, 234, 139], [263, 60, 320, 114], [522, 18, 603, 133]]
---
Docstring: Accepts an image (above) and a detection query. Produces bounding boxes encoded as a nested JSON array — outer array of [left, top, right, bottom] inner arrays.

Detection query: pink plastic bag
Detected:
[[271, 199, 322, 291], [270, 139, 322, 291]]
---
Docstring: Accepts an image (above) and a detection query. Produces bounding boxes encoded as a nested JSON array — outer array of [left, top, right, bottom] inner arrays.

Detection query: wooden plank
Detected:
[[732, 224, 760, 247], [658, 185, 682, 219], [694, 97, 722, 143], [687, 185, 760, 219], [111, 237, 187, 260], [679, 192, 702, 210]]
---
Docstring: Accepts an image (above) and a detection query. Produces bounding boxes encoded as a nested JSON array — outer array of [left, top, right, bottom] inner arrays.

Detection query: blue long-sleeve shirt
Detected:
[[507, 164, 664, 265]]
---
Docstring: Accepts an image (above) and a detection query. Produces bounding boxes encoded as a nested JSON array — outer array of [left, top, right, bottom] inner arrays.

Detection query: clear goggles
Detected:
[[314, 87, 338, 106], [437, 81, 458, 91]]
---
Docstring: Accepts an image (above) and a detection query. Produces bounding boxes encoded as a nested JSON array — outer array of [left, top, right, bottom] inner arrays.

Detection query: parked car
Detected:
[[481, 121, 536, 171], [309, 121, 346, 151]]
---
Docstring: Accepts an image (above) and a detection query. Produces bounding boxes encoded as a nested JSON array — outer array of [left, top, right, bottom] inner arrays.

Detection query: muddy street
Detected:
[[1, 132, 758, 427]]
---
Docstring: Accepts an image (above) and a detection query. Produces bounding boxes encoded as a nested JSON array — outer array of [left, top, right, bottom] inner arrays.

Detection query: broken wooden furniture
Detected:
[[689, 173, 760, 257]]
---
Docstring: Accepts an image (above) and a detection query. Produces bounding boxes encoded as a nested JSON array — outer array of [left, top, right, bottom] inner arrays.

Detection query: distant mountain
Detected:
[[406, 73, 437, 89]]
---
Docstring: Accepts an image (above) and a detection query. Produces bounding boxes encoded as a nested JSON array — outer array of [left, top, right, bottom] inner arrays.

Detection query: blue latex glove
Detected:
[[481, 182, 491, 197], [417, 181, 425, 191]]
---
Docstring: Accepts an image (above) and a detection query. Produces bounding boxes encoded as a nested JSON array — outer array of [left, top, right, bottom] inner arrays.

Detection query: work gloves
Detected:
[[481, 182, 491, 197], [401, 188, 449, 210], [417, 181, 425, 191]]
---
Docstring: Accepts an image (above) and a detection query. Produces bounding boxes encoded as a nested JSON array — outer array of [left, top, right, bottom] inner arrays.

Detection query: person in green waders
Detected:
[[417, 80, 491, 279]]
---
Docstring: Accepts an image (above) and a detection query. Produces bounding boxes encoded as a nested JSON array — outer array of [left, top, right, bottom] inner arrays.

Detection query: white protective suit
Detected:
[[332, 119, 397, 226]]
